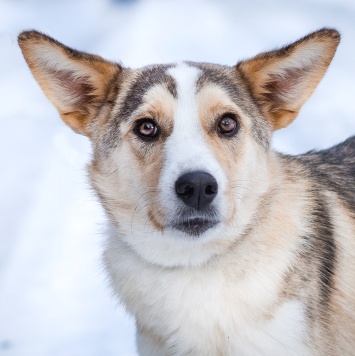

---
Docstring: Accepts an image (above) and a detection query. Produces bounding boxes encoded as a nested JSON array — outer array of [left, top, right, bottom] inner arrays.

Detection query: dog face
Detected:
[[18, 29, 340, 267], [88, 62, 273, 266]]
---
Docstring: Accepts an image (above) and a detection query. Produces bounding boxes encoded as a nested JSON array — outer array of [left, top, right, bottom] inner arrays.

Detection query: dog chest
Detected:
[[105, 237, 308, 355]]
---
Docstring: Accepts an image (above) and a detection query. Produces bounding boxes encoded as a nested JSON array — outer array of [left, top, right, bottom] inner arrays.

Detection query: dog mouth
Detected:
[[171, 217, 218, 237]]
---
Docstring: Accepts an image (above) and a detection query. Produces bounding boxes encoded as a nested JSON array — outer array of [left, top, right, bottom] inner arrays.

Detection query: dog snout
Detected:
[[175, 171, 218, 210]]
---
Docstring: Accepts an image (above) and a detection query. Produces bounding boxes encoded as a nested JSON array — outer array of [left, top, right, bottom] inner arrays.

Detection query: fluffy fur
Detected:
[[19, 28, 355, 355]]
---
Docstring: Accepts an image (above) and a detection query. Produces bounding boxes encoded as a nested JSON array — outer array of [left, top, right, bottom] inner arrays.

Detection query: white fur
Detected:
[[105, 66, 275, 271], [160, 64, 228, 223], [33, 45, 78, 71], [108, 63, 235, 268], [29, 44, 101, 111], [20, 29, 347, 355], [105, 221, 308, 355], [102, 63, 313, 355]]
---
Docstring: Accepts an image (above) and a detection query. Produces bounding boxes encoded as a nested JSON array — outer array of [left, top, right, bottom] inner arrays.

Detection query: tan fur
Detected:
[[19, 29, 355, 355], [198, 84, 275, 236], [18, 31, 121, 136], [237, 29, 340, 129]]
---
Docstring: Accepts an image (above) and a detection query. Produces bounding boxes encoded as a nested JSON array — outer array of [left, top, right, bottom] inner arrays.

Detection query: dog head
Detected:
[[19, 29, 339, 267]]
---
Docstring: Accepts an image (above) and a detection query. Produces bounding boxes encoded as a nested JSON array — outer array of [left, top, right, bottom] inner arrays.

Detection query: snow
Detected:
[[0, 0, 354, 355]]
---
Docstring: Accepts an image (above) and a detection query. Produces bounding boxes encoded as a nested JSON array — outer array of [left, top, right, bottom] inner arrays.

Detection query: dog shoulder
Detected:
[[297, 135, 355, 208], [278, 137, 355, 351]]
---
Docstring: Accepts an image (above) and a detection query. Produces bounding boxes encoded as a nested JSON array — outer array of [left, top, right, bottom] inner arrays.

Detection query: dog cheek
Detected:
[[90, 145, 144, 227], [141, 155, 167, 230], [216, 137, 261, 229], [125, 140, 168, 231], [201, 135, 239, 222]]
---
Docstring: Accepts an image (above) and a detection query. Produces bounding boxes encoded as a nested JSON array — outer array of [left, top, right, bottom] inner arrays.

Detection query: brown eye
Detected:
[[135, 119, 159, 140], [217, 115, 239, 136]]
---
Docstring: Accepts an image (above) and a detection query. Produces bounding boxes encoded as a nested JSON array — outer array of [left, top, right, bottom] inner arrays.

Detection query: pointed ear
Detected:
[[18, 30, 122, 136], [236, 28, 340, 130]]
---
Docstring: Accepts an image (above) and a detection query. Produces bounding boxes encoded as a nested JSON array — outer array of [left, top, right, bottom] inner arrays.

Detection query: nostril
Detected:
[[205, 184, 217, 196], [177, 184, 194, 198]]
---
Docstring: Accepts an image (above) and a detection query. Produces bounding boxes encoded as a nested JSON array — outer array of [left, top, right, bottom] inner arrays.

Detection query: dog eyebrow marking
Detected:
[[191, 62, 271, 150], [100, 65, 177, 153], [118, 64, 177, 122]]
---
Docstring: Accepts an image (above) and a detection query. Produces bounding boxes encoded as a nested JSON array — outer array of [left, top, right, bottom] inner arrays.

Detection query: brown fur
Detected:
[[18, 30, 121, 136], [18, 28, 355, 355], [237, 29, 340, 129]]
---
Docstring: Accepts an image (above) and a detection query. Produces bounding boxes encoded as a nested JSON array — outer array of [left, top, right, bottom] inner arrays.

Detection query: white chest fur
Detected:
[[104, 228, 308, 356]]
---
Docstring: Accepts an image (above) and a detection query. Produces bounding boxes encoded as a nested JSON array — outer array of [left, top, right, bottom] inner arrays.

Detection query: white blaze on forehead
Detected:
[[159, 63, 227, 217], [166, 63, 220, 172], [167, 63, 201, 137]]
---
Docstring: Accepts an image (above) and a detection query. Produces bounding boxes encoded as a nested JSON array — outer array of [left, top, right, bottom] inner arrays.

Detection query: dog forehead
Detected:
[[167, 62, 200, 93], [119, 64, 178, 121], [118, 62, 243, 123], [121, 62, 238, 114], [167, 63, 201, 121], [100, 61, 269, 154]]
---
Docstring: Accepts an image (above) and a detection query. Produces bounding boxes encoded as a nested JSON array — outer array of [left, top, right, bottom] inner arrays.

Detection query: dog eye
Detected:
[[217, 115, 239, 136], [135, 119, 159, 140]]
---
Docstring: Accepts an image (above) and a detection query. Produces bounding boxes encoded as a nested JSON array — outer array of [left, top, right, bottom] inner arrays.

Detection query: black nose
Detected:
[[175, 171, 218, 210]]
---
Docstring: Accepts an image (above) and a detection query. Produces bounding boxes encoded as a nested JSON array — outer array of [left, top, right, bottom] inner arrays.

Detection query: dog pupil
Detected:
[[142, 122, 154, 135], [221, 118, 235, 132]]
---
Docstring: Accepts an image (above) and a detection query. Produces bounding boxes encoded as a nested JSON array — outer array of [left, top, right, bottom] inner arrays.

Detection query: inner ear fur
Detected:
[[237, 28, 340, 130], [18, 30, 122, 136]]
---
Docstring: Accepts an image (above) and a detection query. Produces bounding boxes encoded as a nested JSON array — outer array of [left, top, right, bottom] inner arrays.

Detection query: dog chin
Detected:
[[111, 218, 225, 267], [171, 218, 219, 237]]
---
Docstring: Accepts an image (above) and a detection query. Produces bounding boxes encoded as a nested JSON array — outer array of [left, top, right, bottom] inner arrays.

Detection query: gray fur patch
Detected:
[[189, 61, 271, 150], [101, 64, 177, 153]]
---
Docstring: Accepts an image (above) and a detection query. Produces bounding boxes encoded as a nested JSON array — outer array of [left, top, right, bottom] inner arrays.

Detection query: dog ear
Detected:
[[237, 28, 340, 130], [18, 30, 122, 136]]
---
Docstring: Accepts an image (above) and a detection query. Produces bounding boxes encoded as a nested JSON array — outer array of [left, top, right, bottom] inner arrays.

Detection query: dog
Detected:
[[18, 28, 355, 355]]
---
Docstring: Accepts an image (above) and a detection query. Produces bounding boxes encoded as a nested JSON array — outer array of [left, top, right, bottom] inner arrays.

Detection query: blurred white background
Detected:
[[0, 0, 354, 355]]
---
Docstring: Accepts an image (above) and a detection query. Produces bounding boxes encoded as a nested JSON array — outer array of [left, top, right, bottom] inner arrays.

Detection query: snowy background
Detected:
[[1, 0, 355, 355]]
